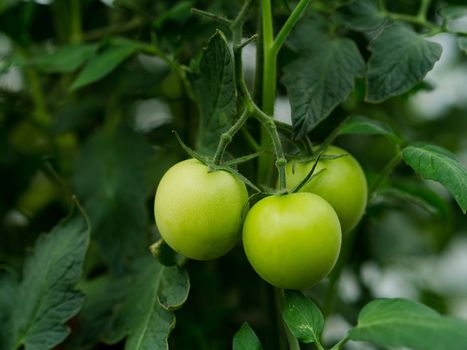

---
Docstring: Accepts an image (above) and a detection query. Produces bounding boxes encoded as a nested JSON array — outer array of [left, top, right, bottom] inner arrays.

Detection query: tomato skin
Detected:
[[242, 193, 342, 290], [285, 145, 368, 234], [154, 159, 248, 261]]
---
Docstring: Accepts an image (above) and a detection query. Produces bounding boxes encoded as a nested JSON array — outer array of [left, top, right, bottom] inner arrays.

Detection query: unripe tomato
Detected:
[[154, 159, 248, 260], [285, 145, 367, 234], [242, 193, 342, 290]]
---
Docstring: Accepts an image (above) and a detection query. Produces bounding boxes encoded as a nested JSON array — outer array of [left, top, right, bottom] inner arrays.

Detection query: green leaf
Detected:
[[282, 290, 324, 344], [150, 239, 179, 266], [379, 179, 452, 219], [440, 5, 467, 20], [338, 0, 386, 31], [339, 115, 401, 143], [65, 275, 131, 350], [366, 23, 442, 102], [340, 115, 392, 135], [153, 1, 192, 29], [70, 43, 137, 91], [402, 144, 467, 213], [283, 18, 364, 138], [348, 298, 467, 350], [0, 271, 18, 350], [103, 257, 190, 350], [193, 30, 237, 154], [33, 44, 98, 73], [233, 323, 263, 350], [73, 125, 153, 272], [0, 0, 20, 14], [8, 207, 90, 350], [458, 37, 467, 54]]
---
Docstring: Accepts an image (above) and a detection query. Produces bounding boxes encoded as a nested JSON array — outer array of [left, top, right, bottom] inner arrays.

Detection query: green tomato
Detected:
[[242, 193, 342, 290], [285, 145, 367, 234], [154, 158, 248, 261]]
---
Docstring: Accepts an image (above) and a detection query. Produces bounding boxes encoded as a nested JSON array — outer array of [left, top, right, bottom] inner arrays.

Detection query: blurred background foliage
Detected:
[[0, 0, 466, 349]]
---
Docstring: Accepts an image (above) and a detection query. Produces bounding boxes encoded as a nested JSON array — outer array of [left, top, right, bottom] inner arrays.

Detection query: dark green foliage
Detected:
[[1, 0, 467, 349]]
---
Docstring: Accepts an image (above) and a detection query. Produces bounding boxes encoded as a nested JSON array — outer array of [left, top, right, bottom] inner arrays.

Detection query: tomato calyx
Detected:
[[173, 130, 261, 192]]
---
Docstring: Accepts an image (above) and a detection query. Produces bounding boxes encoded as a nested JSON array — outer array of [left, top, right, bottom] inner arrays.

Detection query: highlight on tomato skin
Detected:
[[242, 192, 342, 290], [154, 158, 249, 261], [285, 145, 368, 234]]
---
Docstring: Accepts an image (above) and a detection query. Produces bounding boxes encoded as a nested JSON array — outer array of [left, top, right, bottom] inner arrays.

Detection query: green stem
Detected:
[[417, 0, 431, 21], [257, 0, 276, 187], [234, 35, 287, 192], [69, 0, 82, 44], [386, 12, 439, 31], [330, 337, 349, 350], [378, 0, 386, 11], [191, 8, 232, 26], [271, 0, 311, 55], [246, 97, 287, 191], [241, 127, 261, 151], [212, 110, 250, 165], [369, 151, 402, 197], [258, 0, 310, 186], [83, 17, 144, 41], [27, 68, 50, 127], [275, 288, 301, 350], [14, 44, 50, 127], [261, 0, 275, 115], [323, 227, 357, 317]]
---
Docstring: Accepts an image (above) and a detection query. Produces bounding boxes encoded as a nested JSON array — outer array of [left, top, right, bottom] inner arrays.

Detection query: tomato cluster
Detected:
[[154, 146, 367, 290]]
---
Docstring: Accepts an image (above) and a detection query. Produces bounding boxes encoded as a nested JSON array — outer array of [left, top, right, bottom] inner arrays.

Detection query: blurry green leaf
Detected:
[[348, 298, 467, 350], [52, 97, 103, 134], [339, 0, 386, 31], [339, 115, 400, 143], [233, 323, 263, 350], [70, 44, 137, 91], [458, 37, 467, 54], [103, 256, 190, 349], [0, 271, 18, 350], [154, 1, 192, 29], [73, 125, 153, 272], [8, 207, 90, 350], [440, 5, 467, 19], [282, 290, 324, 344], [283, 18, 364, 138], [380, 179, 452, 219], [33, 44, 98, 73], [366, 23, 442, 102], [0, 0, 20, 14], [66, 275, 131, 350], [402, 144, 467, 213], [193, 30, 237, 154]]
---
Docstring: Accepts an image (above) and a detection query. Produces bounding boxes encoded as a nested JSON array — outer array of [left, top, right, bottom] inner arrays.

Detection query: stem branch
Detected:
[[271, 0, 311, 55], [213, 109, 250, 165], [417, 0, 432, 21], [369, 151, 402, 197], [191, 8, 232, 26]]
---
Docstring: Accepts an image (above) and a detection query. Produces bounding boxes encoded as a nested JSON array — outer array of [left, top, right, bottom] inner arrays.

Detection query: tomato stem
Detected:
[[381, 0, 442, 34], [369, 150, 403, 199], [330, 337, 349, 350], [274, 288, 302, 350], [191, 8, 232, 26], [212, 109, 250, 165], [271, 0, 311, 56]]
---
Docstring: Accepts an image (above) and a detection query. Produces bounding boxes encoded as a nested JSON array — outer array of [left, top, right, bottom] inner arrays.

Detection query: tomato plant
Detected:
[[1, 0, 467, 350]]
